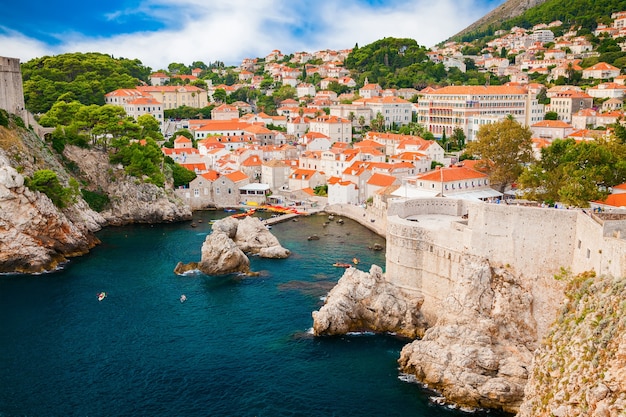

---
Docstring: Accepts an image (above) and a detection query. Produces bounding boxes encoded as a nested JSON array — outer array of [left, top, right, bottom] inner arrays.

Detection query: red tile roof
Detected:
[[417, 166, 487, 182]]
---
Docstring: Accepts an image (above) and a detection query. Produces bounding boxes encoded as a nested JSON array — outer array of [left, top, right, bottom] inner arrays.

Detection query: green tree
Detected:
[[544, 111, 559, 120], [466, 116, 534, 192], [25, 169, 77, 208], [212, 88, 227, 103], [170, 163, 197, 187], [450, 127, 466, 151], [21, 52, 148, 113], [137, 114, 164, 141], [518, 138, 626, 206], [370, 112, 385, 132]]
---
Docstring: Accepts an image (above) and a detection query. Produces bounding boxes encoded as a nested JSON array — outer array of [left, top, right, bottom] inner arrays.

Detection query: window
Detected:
[[194, 189, 199, 197]]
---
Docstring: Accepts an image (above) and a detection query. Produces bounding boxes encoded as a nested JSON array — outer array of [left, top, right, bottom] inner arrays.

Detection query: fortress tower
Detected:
[[0, 56, 26, 116]]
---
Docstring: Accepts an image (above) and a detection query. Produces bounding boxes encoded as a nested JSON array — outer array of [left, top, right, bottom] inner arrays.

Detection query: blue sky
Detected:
[[0, 0, 505, 70]]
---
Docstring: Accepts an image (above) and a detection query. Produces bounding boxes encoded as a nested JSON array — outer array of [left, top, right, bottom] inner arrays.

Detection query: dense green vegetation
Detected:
[[466, 116, 534, 192], [81, 189, 110, 212], [518, 137, 626, 206], [40, 98, 198, 188], [21, 52, 151, 114], [344, 37, 506, 89], [25, 169, 78, 208]]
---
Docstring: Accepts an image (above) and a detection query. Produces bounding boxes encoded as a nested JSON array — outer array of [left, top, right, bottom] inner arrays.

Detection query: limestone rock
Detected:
[[212, 216, 239, 238], [234, 216, 290, 258], [0, 159, 99, 273], [312, 265, 426, 338], [397, 256, 536, 414], [174, 261, 199, 275], [198, 231, 250, 275], [517, 274, 626, 417], [63, 145, 192, 225]]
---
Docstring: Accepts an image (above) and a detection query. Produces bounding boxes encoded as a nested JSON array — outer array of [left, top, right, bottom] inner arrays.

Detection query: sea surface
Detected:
[[0, 210, 511, 417]]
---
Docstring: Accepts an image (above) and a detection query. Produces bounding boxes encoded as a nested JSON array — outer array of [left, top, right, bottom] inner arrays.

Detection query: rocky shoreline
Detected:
[[174, 215, 290, 276], [312, 203, 626, 416]]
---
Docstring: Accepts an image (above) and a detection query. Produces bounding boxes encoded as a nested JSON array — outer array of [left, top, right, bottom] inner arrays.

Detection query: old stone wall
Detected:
[[0, 57, 26, 116], [384, 198, 626, 338]]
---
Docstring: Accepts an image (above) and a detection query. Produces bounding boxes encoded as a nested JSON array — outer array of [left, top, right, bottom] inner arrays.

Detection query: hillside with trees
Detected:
[[21, 52, 151, 114], [344, 37, 505, 89], [453, 0, 626, 44]]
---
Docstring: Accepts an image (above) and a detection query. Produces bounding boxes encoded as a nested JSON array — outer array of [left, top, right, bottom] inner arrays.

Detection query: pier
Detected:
[[262, 213, 301, 226]]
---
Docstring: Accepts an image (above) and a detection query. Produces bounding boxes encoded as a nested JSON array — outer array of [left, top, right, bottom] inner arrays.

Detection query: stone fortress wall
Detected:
[[0, 56, 50, 138], [0, 56, 26, 117], [384, 198, 626, 338]]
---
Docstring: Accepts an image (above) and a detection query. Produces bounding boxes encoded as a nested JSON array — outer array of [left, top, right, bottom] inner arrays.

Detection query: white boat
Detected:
[[180, 294, 187, 303]]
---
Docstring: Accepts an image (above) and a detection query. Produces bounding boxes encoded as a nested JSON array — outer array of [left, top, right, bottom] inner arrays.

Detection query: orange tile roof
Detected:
[[532, 120, 573, 128], [127, 97, 162, 105], [225, 170, 248, 182], [426, 85, 528, 96], [180, 163, 207, 171], [417, 166, 487, 182], [242, 155, 262, 166], [595, 193, 626, 207], [367, 173, 397, 187], [201, 170, 220, 181]]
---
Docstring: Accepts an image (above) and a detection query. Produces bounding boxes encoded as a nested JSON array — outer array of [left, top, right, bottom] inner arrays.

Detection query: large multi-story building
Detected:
[[136, 85, 208, 110], [416, 85, 541, 141], [545, 89, 593, 122]]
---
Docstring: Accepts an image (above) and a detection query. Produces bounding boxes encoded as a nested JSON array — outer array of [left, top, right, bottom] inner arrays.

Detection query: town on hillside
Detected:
[[19, 11, 626, 212]]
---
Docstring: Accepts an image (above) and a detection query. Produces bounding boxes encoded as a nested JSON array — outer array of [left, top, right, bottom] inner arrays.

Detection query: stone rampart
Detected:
[[384, 198, 626, 338], [0, 56, 26, 116]]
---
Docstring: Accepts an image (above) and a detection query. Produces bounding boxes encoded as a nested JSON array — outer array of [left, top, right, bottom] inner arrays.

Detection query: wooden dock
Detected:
[[262, 213, 300, 226]]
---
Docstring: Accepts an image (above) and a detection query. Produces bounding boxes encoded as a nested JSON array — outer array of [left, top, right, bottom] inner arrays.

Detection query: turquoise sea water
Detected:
[[0, 211, 510, 416]]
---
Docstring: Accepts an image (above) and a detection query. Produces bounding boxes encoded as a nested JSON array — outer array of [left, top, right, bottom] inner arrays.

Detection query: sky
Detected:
[[0, 0, 506, 71]]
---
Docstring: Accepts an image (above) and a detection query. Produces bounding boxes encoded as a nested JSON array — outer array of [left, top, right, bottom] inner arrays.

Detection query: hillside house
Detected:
[[288, 169, 325, 191], [327, 177, 359, 205]]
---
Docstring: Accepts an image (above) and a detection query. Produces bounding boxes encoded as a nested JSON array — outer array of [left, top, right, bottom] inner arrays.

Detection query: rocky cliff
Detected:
[[312, 265, 426, 338], [517, 272, 626, 417], [397, 257, 536, 414], [0, 122, 192, 274], [63, 145, 191, 225], [450, 0, 548, 41], [0, 160, 100, 273]]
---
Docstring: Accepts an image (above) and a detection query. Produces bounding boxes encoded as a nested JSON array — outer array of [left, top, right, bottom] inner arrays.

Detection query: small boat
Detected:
[[352, 258, 359, 265], [333, 262, 351, 268], [97, 292, 106, 301], [180, 294, 187, 303]]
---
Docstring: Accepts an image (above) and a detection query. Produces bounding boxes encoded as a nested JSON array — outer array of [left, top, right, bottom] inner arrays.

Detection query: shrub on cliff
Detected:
[[81, 189, 110, 212], [0, 109, 8, 128], [25, 169, 79, 208]]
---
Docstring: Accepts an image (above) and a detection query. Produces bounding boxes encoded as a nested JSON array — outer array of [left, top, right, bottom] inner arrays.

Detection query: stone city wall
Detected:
[[384, 199, 626, 338], [0, 56, 26, 116]]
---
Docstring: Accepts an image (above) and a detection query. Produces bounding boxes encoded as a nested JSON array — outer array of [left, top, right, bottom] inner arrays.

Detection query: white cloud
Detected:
[[0, 0, 499, 69]]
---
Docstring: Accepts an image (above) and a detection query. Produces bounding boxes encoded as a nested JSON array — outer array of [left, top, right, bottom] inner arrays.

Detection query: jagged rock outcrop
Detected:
[[0, 162, 99, 273], [198, 231, 250, 275], [178, 215, 290, 276], [397, 257, 537, 414], [518, 272, 626, 417], [63, 145, 192, 225], [312, 265, 427, 338], [234, 216, 290, 258]]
